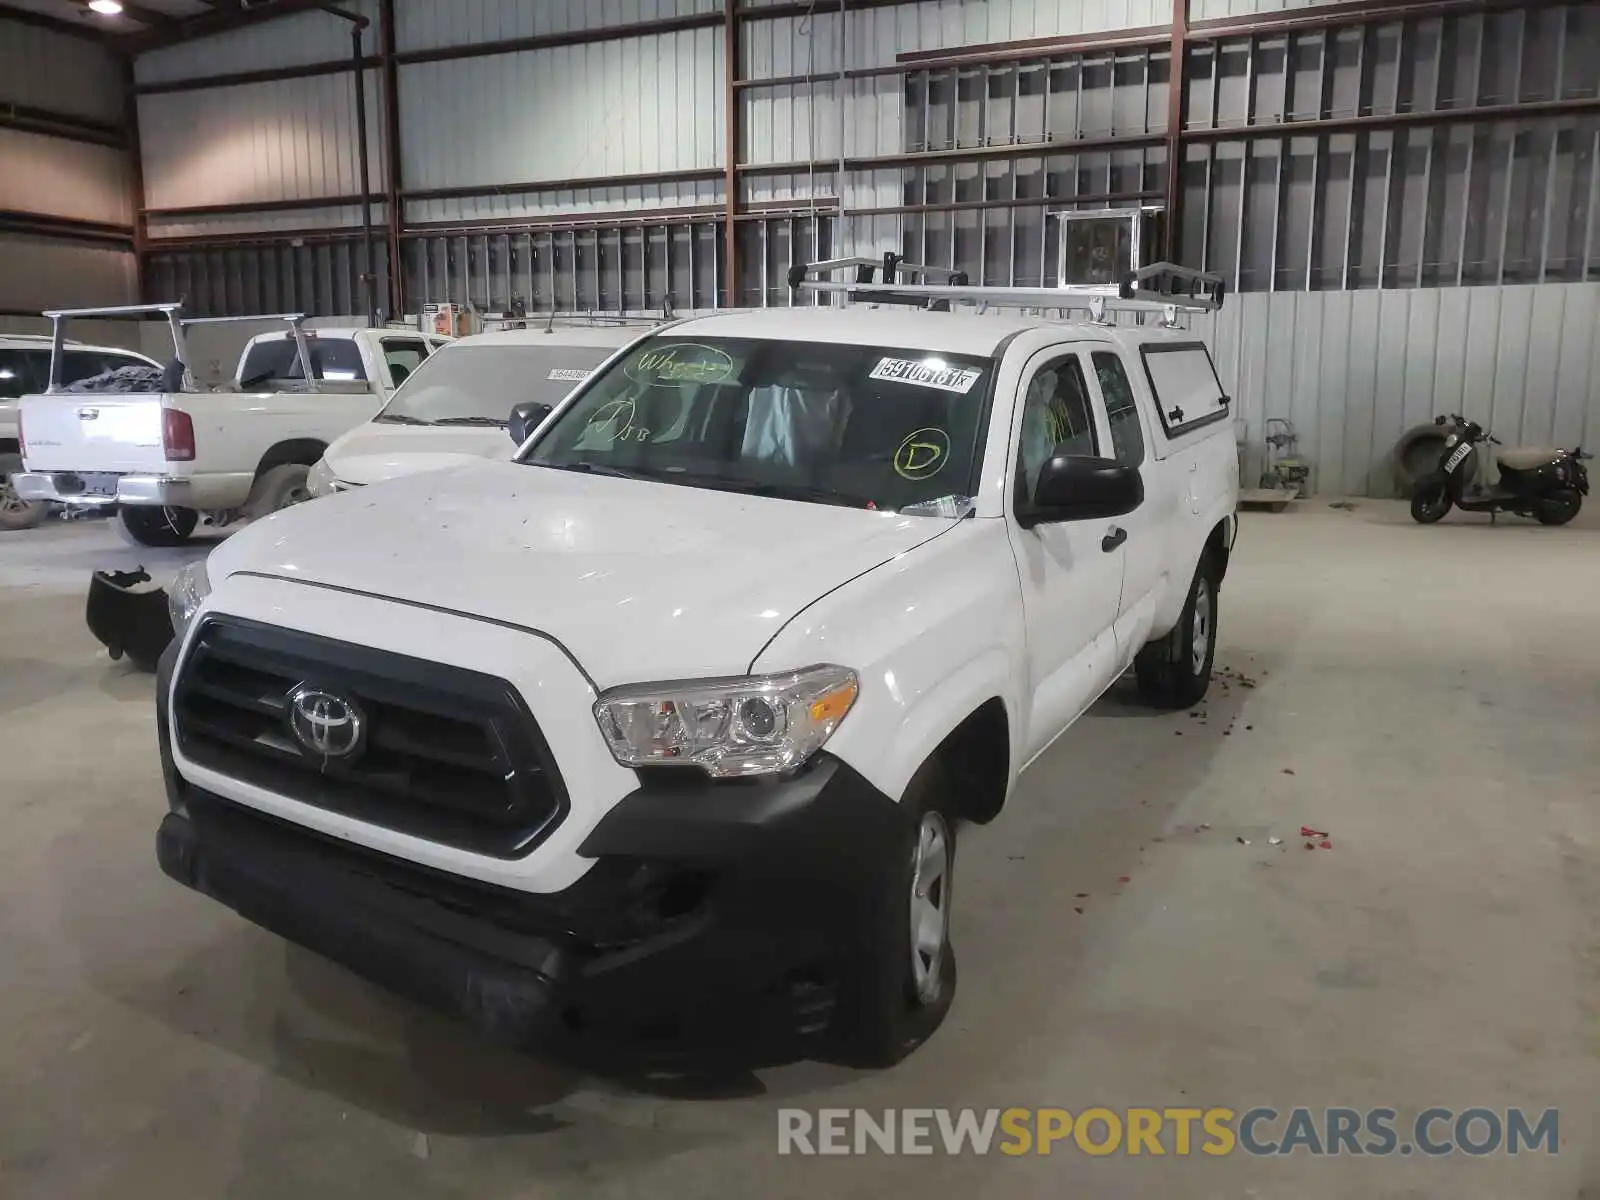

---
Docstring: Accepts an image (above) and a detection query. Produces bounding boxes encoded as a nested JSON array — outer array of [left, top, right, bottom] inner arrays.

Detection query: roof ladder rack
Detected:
[[787, 254, 1226, 325]]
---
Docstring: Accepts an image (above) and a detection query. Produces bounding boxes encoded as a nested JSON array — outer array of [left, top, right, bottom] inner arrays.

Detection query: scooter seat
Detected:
[[1496, 447, 1561, 472]]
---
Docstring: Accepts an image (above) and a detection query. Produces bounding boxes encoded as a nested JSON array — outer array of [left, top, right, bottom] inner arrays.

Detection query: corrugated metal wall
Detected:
[[0, 15, 137, 318], [0, 19, 124, 123], [0, 235, 139, 312], [124, 0, 1600, 495], [1190, 282, 1600, 495], [398, 28, 723, 207], [0, 129, 132, 228], [138, 71, 385, 213]]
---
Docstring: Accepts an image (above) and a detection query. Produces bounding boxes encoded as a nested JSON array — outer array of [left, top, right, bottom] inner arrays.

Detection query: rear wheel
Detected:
[[0, 454, 46, 531], [1536, 488, 1582, 526], [831, 764, 958, 1068], [116, 505, 197, 547], [1135, 555, 1218, 710], [1409, 474, 1453, 524]]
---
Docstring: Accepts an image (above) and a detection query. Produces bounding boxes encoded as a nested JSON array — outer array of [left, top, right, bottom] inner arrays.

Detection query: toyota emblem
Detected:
[[287, 685, 366, 761]]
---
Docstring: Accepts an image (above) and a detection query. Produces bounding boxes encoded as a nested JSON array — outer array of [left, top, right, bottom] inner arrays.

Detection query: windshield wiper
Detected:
[[432, 416, 508, 427], [540, 460, 650, 479], [373, 412, 434, 425], [715, 480, 880, 510]]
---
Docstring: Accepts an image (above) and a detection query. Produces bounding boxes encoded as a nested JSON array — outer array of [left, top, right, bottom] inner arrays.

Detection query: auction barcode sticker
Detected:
[[548, 368, 593, 382], [869, 357, 982, 394]]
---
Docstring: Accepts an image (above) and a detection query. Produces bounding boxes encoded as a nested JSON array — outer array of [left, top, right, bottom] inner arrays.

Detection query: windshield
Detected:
[[376, 343, 616, 425], [238, 336, 367, 387], [522, 336, 994, 514]]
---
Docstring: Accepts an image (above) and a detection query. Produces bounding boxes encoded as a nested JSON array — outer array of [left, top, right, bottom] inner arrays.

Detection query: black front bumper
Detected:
[[154, 645, 910, 1065]]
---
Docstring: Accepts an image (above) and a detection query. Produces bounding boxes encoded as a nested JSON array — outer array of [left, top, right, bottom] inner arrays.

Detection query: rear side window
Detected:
[[1093, 351, 1145, 467], [0, 349, 45, 398], [1140, 343, 1229, 437], [60, 350, 151, 384], [238, 336, 368, 387]]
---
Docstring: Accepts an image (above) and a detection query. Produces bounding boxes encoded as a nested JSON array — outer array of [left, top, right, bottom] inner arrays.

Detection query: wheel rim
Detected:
[[1190, 582, 1212, 676], [908, 811, 951, 1006]]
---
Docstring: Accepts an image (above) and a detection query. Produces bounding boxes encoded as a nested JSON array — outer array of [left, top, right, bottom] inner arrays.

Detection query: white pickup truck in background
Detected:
[[1, 333, 163, 531], [308, 319, 666, 498], [14, 303, 452, 546]]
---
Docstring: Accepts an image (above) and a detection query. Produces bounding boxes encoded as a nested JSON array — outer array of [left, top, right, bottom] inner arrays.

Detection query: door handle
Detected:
[[1102, 526, 1127, 552]]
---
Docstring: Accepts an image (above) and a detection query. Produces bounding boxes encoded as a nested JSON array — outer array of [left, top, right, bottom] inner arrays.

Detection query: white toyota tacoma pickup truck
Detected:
[[154, 264, 1238, 1068], [14, 303, 451, 546]]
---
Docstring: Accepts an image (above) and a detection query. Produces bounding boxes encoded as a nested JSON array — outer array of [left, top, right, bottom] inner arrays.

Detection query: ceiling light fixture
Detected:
[[88, 0, 124, 14]]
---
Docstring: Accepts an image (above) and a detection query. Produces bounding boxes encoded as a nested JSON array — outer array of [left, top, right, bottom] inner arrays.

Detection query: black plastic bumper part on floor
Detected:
[[154, 643, 912, 1064]]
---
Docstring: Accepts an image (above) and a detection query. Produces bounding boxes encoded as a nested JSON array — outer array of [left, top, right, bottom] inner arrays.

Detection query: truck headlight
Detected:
[[306, 457, 338, 498], [594, 665, 859, 778], [167, 558, 212, 637]]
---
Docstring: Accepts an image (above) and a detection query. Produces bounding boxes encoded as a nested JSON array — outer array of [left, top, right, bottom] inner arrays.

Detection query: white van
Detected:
[[306, 323, 660, 497]]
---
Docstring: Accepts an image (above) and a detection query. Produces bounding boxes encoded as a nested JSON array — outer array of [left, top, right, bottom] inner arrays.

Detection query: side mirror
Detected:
[[508, 400, 553, 445], [1023, 454, 1144, 527]]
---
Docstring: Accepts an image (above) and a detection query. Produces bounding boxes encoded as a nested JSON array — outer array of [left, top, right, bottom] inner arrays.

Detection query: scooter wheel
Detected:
[[1410, 475, 1453, 524]]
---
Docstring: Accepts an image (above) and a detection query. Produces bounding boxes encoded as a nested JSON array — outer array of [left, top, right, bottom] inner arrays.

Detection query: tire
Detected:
[[245, 463, 313, 520], [1409, 473, 1453, 524], [831, 764, 958, 1069], [1135, 554, 1219, 710], [1536, 487, 1582, 526], [0, 453, 47, 531], [116, 505, 198, 548]]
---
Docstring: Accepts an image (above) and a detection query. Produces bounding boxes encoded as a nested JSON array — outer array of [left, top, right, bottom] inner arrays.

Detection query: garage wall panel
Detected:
[[1189, 0, 1358, 19], [135, 0, 379, 84], [138, 71, 385, 213], [0, 18, 123, 124], [0, 315, 144, 354], [398, 28, 721, 193], [1188, 282, 1600, 496], [395, 0, 720, 54], [0, 129, 132, 227], [0, 236, 137, 312]]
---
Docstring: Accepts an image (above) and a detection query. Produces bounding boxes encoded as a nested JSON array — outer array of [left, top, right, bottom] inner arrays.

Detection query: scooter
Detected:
[[1410, 413, 1590, 525]]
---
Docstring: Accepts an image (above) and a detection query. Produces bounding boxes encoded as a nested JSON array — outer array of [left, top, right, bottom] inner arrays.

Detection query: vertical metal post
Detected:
[[1269, 138, 1286, 290], [722, 0, 739, 307], [1583, 129, 1599, 280], [121, 56, 148, 304], [1455, 14, 1483, 285], [1538, 126, 1561, 282], [380, 0, 404, 320], [352, 24, 376, 324], [1162, 0, 1187, 260]]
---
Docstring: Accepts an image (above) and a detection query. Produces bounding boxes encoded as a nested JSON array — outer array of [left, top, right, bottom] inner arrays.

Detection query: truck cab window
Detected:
[[1093, 351, 1145, 467], [1017, 355, 1098, 504], [381, 338, 430, 387]]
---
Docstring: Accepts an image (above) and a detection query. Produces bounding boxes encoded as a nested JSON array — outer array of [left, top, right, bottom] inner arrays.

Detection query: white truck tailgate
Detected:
[[19, 392, 169, 473]]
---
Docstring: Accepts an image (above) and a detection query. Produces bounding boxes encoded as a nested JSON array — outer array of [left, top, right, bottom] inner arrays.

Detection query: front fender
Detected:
[[751, 520, 1027, 804]]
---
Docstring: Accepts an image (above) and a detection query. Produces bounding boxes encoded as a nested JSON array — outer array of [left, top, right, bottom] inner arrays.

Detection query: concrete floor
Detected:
[[2, 500, 1598, 1199]]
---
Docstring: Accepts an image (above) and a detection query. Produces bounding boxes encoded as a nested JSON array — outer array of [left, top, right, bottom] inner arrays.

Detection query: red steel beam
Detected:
[[379, 0, 404, 318]]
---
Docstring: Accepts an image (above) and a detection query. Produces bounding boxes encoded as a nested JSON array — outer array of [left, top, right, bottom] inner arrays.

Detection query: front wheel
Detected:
[[0, 453, 47, 531], [1409, 474, 1453, 524], [831, 765, 958, 1068], [1135, 555, 1218, 710], [116, 505, 198, 547], [1536, 487, 1582, 526]]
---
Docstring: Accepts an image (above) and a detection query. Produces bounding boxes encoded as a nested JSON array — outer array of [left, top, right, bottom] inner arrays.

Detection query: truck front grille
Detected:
[[171, 616, 569, 858]]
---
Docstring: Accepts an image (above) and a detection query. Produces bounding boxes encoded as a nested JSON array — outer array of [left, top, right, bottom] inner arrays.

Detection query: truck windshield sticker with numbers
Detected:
[[868, 357, 983, 395]]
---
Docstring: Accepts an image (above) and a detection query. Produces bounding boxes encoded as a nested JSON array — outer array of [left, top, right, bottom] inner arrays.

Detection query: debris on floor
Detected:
[[1268, 837, 1283, 846], [1300, 825, 1329, 839], [1328, 500, 1359, 511]]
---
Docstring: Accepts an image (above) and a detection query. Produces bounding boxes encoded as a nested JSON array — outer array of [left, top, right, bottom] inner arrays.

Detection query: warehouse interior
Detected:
[[1, 0, 1598, 1196]]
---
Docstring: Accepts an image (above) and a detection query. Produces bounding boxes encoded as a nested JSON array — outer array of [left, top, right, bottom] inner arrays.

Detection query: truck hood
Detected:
[[325, 422, 514, 487], [208, 461, 959, 689]]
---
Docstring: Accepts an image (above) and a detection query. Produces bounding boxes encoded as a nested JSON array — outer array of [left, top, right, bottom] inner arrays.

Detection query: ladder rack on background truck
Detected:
[[787, 254, 1226, 327]]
